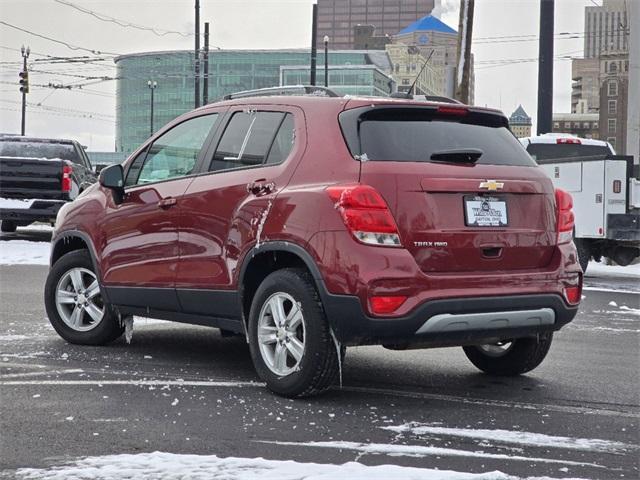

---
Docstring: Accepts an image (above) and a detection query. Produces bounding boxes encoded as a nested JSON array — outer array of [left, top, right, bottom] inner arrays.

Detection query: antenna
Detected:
[[408, 49, 435, 96]]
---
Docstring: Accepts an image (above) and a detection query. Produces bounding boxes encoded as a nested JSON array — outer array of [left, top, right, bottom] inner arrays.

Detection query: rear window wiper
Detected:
[[430, 148, 483, 163]]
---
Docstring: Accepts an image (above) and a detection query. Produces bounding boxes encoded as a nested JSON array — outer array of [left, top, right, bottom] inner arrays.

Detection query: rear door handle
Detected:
[[158, 197, 177, 209], [247, 179, 276, 196]]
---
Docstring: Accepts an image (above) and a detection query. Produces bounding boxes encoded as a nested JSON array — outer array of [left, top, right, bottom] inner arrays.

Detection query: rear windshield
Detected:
[[0, 141, 78, 161], [525, 143, 611, 161], [340, 107, 536, 167]]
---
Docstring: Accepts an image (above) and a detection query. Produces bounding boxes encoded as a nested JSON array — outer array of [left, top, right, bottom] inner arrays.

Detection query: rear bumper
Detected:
[[607, 213, 640, 242], [0, 201, 65, 224], [322, 292, 578, 346]]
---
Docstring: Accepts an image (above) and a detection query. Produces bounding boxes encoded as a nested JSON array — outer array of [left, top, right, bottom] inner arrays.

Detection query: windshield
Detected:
[[526, 143, 611, 161], [357, 120, 536, 166], [0, 141, 78, 161]]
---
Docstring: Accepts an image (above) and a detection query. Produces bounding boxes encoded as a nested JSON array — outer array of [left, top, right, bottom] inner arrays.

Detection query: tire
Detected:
[[248, 268, 340, 398], [462, 333, 553, 376], [1, 220, 17, 233], [44, 250, 124, 345], [574, 238, 590, 273]]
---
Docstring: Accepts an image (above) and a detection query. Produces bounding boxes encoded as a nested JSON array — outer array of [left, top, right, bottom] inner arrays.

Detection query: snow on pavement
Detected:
[[381, 423, 632, 453], [586, 261, 640, 279], [11, 452, 582, 480], [0, 240, 50, 265]]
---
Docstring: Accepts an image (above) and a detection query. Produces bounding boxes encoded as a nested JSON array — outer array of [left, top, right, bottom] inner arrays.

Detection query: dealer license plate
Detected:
[[464, 196, 508, 227]]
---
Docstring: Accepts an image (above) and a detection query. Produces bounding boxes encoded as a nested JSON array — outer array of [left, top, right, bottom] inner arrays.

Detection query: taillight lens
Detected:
[[370, 295, 407, 315], [62, 164, 73, 193], [555, 188, 574, 244], [326, 184, 401, 247], [563, 285, 582, 305]]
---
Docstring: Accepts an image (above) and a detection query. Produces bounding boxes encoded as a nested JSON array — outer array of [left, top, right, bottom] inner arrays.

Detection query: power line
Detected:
[[0, 21, 120, 56], [53, 0, 195, 38]]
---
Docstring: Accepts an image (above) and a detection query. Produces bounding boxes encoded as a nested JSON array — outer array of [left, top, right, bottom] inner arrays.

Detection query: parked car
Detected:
[[521, 134, 639, 271], [0, 136, 97, 232], [44, 87, 582, 398]]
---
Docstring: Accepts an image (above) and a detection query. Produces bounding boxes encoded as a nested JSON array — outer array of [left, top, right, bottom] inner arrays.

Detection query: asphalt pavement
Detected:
[[0, 234, 638, 479]]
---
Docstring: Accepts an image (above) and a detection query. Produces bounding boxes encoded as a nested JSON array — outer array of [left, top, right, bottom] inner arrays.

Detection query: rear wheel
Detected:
[[574, 238, 590, 273], [248, 268, 339, 398], [1, 220, 17, 233], [462, 333, 553, 376], [44, 250, 124, 345]]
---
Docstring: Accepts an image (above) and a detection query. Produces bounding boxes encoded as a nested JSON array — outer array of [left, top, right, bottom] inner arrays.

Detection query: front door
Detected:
[[100, 113, 220, 309]]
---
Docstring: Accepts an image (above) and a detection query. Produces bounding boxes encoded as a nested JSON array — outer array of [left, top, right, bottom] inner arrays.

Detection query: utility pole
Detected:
[[310, 3, 318, 86], [454, 0, 474, 104], [148, 80, 157, 137], [323, 36, 329, 87], [536, 0, 554, 135], [626, 0, 639, 163], [19, 45, 30, 136], [194, 0, 200, 108], [203, 22, 210, 105]]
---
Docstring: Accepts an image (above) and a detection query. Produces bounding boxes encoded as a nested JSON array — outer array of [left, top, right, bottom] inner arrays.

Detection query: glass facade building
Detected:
[[115, 50, 389, 153], [281, 65, 394, 97]]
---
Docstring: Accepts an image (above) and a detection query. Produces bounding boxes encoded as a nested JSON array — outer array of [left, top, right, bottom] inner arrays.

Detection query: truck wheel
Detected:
[[44, 250, 124, 345], [248, 268, 339, 398], [574, 239, 590, 273], [1, 220, 17, 233], [462, 333, 553, 376]]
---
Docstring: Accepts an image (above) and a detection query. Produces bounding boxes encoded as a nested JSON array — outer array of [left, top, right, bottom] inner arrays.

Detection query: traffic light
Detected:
[[19, 70, 29, 94]]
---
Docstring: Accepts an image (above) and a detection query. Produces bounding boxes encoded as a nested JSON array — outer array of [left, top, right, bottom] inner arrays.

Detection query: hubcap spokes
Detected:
[[258, 292, 306, 376], [55, 267, 104, 332]]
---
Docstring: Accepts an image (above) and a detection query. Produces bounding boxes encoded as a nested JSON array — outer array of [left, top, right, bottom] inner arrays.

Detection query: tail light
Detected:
[[555, 188, 574, 244], [557, 138, 581, 144], [62, 164, 73, 193], [326, 184, 401, 247], [437, 105, 468, 116]]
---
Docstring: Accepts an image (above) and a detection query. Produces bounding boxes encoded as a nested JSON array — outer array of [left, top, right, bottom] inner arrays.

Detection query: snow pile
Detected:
[[382, 423, 631, 453], [0, 240, 50, 265], [0, 198, 36, 209], [13, 452, 520, 480], [586, 261, 640, 279]]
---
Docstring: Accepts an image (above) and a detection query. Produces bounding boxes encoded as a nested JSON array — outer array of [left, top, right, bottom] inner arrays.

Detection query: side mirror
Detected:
[[99, 164, 125, 204]]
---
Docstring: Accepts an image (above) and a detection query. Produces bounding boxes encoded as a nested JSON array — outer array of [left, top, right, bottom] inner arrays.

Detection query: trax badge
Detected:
[[479, 180, 504, 191]]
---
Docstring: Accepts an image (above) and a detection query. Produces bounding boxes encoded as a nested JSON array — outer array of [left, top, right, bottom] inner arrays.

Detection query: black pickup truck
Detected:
[[0, 137, 97, 232]]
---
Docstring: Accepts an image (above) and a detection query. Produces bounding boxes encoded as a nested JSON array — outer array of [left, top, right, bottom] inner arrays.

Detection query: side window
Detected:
[[265, 114, 295, 165], [210, 111, 285, 172], [131, 114, 218, 186]]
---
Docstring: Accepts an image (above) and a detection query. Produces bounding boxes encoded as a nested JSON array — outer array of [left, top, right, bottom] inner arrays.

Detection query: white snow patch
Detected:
[[608, 301, 618, 307], [123, 316, 134, 344], [0, 240, 50, 265], [12, 451, 550, 480], [586, 261, 640, 279], [382, 423, 631, 453], [260, 441, 602, 468]]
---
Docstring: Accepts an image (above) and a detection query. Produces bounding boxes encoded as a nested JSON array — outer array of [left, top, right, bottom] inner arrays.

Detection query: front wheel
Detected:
[[1, 220, 17, 233], [248, 268, 339, 398], [44, 250, 124, 345], [462, 333, 553, 376]]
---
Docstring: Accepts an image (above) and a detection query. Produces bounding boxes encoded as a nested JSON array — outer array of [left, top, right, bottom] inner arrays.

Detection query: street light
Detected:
[[147, 80, 157, 137], [323, 35, 329, 87]]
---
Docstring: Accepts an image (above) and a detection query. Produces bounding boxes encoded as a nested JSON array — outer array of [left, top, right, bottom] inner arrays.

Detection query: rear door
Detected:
[[100, 113, 219, 305], [344, 105, 557, 273], [176, 106, 303, 315]]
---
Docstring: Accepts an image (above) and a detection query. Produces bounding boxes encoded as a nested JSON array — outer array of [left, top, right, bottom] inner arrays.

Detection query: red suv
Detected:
[[45, 88, 582, 397]]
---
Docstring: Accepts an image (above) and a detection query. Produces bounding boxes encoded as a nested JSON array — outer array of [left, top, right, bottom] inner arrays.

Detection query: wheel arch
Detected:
[[237, 241, 328, 329]]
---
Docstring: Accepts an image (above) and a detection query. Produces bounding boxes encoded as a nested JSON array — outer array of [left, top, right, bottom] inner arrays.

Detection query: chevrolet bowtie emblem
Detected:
[[479, 180, 504, 191]]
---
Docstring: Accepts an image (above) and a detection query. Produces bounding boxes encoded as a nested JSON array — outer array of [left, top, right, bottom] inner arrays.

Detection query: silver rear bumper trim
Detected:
[[415, 308, 556, 335]]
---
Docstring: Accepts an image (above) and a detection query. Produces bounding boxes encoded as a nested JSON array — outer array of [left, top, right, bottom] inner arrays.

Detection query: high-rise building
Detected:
[[599, 52, 629, 153], [509, 105, 532, 138], [584, 0, 629, 58], [571, 58, 600, 113], [316, 0, 435, 50]]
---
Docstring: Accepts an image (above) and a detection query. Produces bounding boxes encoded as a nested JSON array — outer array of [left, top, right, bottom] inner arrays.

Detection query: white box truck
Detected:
[[521, 134, 639, 272]]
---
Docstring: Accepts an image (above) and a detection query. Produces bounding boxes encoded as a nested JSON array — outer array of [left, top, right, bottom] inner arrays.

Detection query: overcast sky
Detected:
[[0, 0, 598, 151]]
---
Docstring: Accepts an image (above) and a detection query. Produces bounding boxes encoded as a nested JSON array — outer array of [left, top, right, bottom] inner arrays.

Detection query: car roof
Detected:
[[0, 136, 77, 145], [197, 95, 507, 119]]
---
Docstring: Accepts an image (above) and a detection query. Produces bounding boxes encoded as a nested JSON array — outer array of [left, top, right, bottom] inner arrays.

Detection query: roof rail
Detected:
[[223, 85, 341, 101], [390, 92, 461, 104]]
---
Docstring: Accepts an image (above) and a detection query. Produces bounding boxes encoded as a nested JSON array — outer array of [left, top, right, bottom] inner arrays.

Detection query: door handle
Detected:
[[158, 197, 177, 209], [247, 180, 276, 196]]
